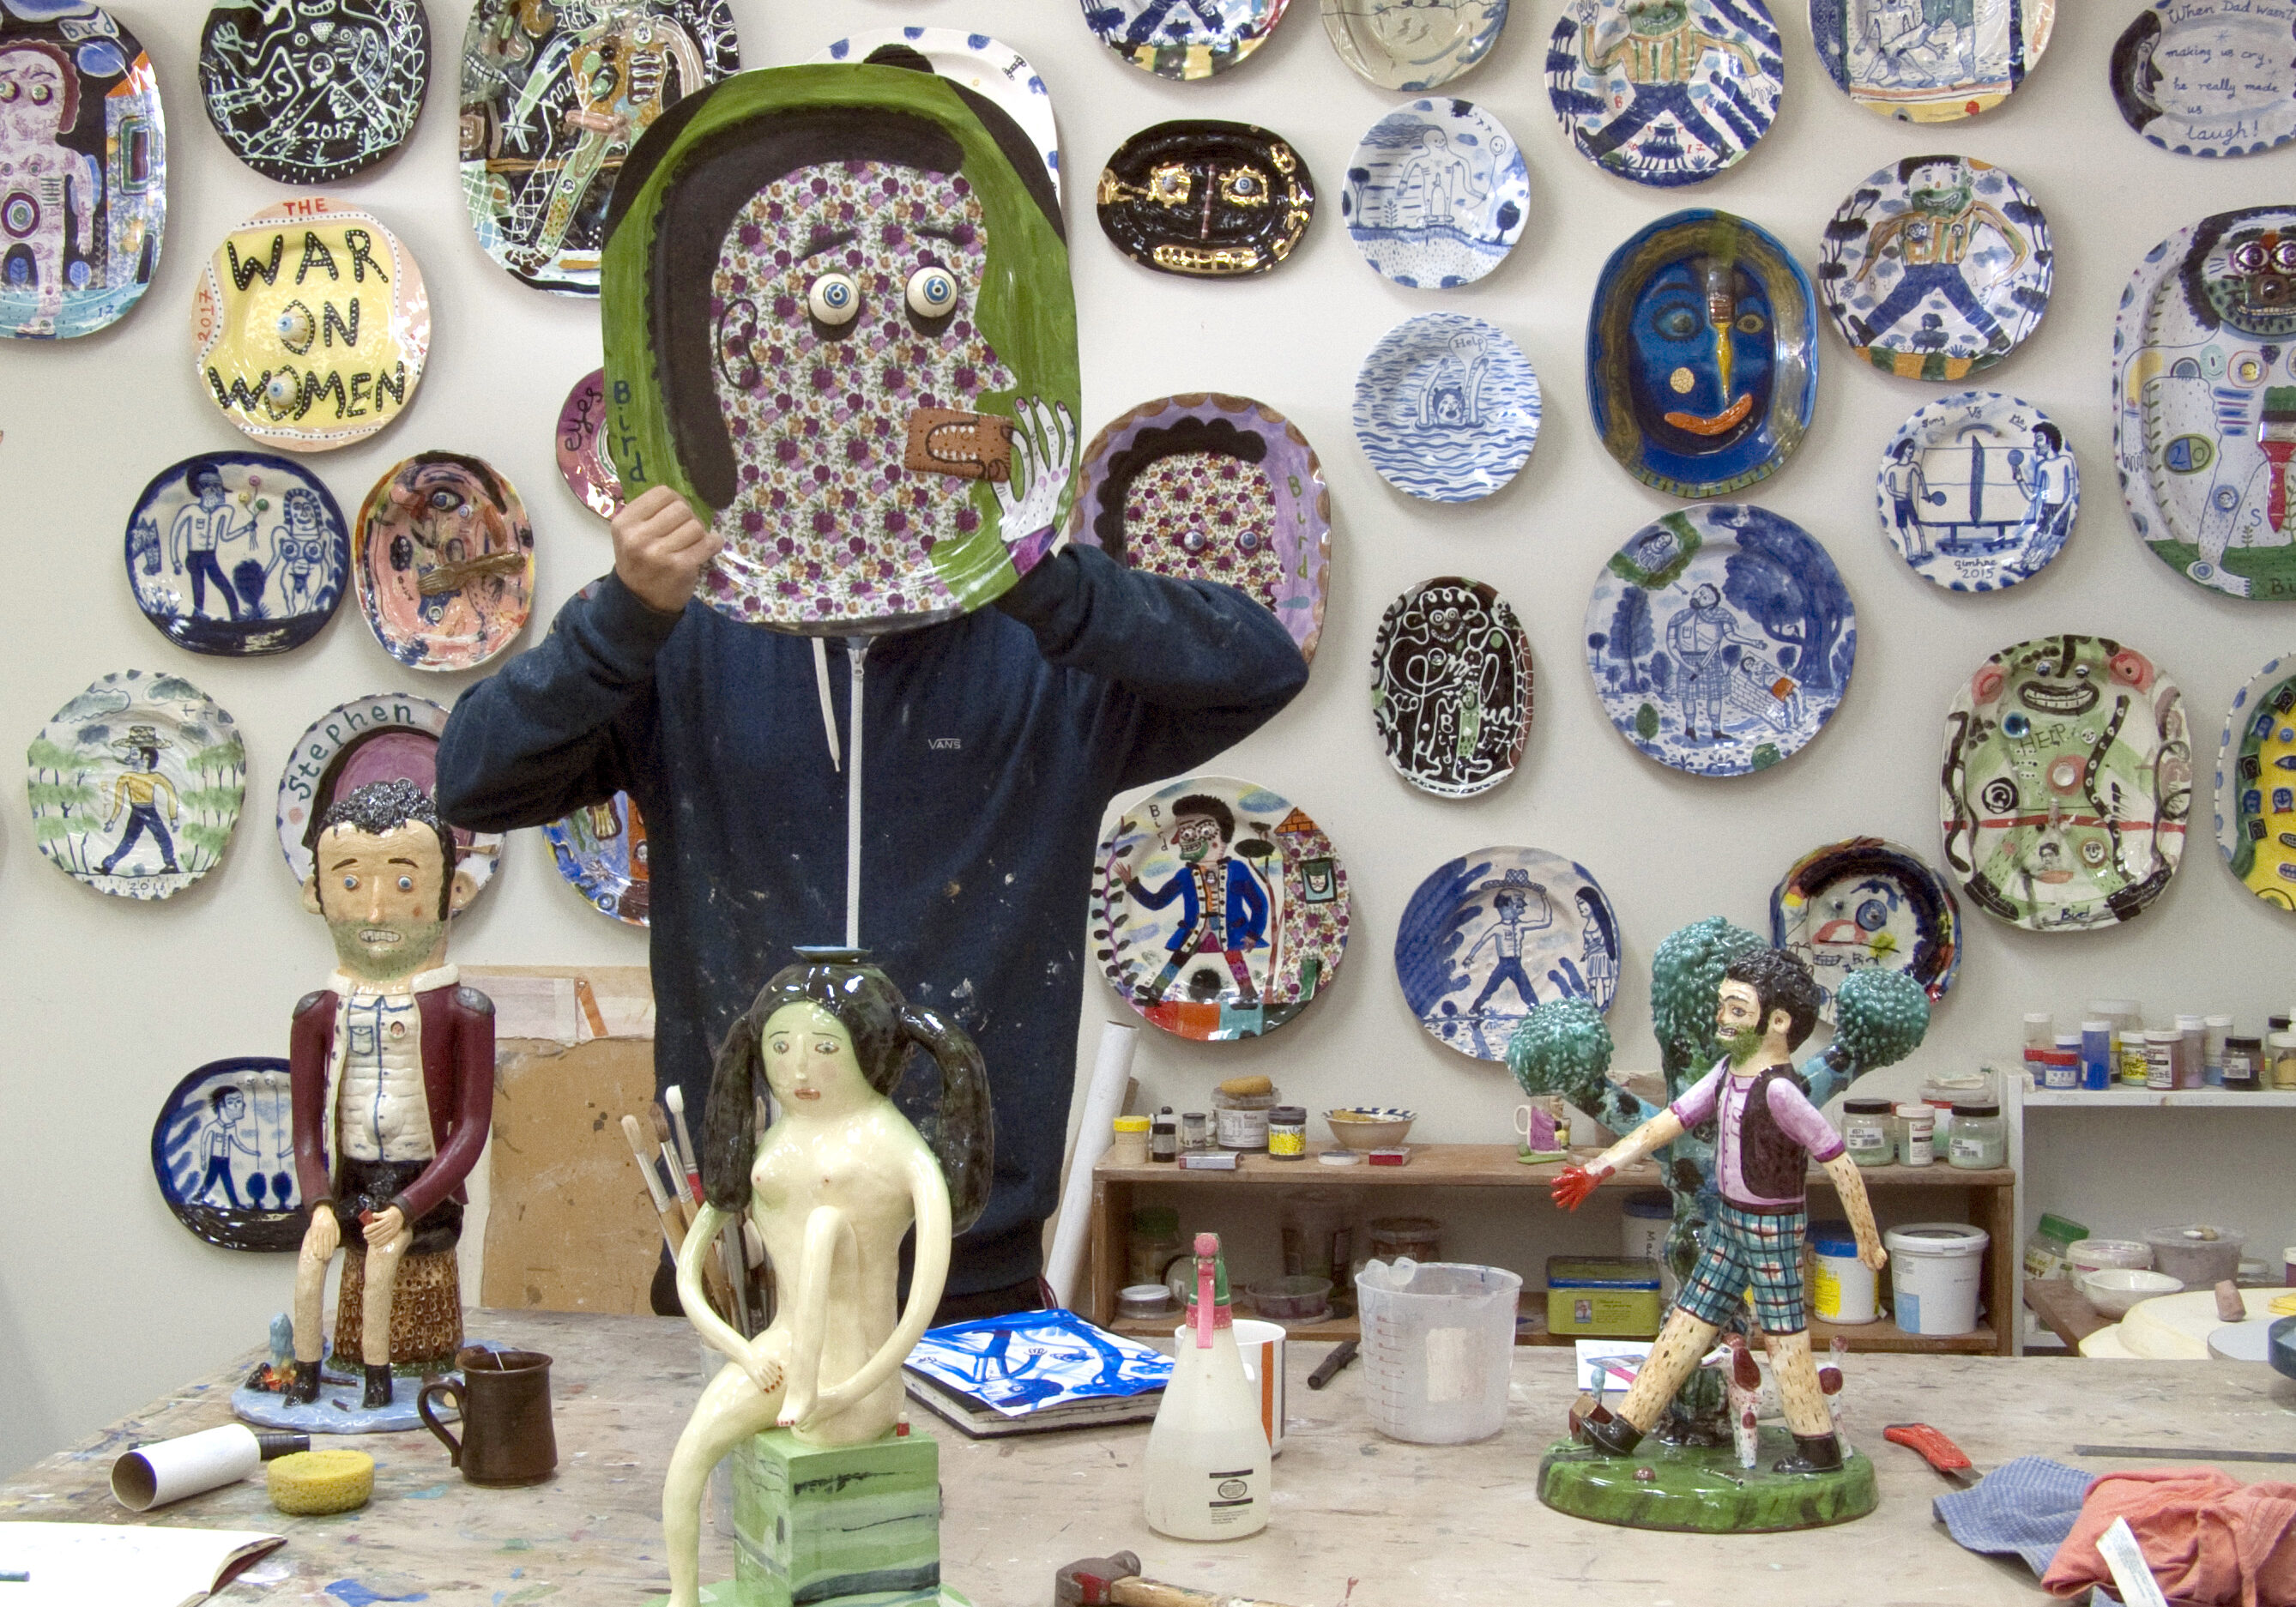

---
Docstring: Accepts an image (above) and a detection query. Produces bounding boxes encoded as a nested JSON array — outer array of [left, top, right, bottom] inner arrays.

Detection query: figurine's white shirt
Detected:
[[323, 965, 457, 1174]]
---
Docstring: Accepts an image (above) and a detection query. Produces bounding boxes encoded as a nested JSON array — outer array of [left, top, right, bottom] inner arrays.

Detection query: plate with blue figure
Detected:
[[1584, 504, 1856, 777], [1372, 577, 1532, 798], [0, 3, 165, 340], [275, 691, 504, 902], [1770, 836, 1960, 1025], [814, 28, 1062, 200], [1808, 0, 2055, 124], [1341, 98, 1527, 290], [1083, 0, 1290, 80], [2214, 652, 2296, 913], [1097, 120, 1314, 280], [543, 791, 650, 926], [2113, 2, 2296, 159], [1587, 208, 1817, 499], [151, 1057, 303, 1251], [125, 451, 348, 655], [198, 0, 431, 184], [1546, 0, 1784, 189], [1817, 155, 2051, 382], [1395, 848, 1621, 1063], [1354, 313, 1539, 503], [1876, 392, 2075, 593], [1320, 0, 1507, 90]]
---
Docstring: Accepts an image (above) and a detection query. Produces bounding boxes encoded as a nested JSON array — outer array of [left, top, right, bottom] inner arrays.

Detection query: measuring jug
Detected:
[[1354, 1259, 1520, 1444]]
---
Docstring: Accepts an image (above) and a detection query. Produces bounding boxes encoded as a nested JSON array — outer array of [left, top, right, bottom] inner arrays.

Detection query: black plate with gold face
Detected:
[[1097, 119, 1314, 279]]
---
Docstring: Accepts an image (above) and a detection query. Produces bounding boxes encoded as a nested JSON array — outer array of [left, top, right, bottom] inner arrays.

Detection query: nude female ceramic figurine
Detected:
[[662, 949, 992, 1607]]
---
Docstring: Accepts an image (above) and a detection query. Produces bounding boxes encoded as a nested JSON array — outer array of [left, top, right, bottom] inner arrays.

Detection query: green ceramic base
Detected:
[[1538, 1429, 1877, 1533], [654, 1586, 971, 1606]]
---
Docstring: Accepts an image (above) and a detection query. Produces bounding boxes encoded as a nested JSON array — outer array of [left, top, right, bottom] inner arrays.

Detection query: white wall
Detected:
[[3, 0, 2293, 1475]]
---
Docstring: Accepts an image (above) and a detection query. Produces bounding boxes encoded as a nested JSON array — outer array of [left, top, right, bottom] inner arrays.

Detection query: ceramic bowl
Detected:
[[1327, 1107, 1415, 1150], [2078, 1267, 2184, 1318]]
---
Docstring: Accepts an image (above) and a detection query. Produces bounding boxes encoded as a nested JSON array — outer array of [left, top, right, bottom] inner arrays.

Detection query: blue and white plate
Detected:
[[151, 1057, 301, 1252], [1083, 0, 1290, 80], [814, 27, 1061, 199], [1354, 314, 1539, 502], [1809, 0, 2055, 124], [1547, 0, 1784, 189], [1876, 392, 2075, 592], [1584, 504, 1855, 777], [125, 451, 348, 655], [1341, 98, 1527, 289], [1320, 0, 1507, 90], [543, 791, 650, 927], [2113, 2, 2296, 159]]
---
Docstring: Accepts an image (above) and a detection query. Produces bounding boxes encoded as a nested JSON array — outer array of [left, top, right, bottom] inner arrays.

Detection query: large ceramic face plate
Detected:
[[1770, 837, 1960, 1024], [460, 0, 739, 296], [276, 691, 503, 898], [27, 669, 245, 901], [1876, 391, 2075, 592], [1320, 0, 1505, 89], [1091, 776, 1349, 1042], [1354, 313, 1539, 503], [1546, 0, 1784, 189], [557, 367, 621, 518], [0, 3, 163, 340], [198, 0, 430, 184], [815, 28, 1060, 200], [126, 451, 349, 655], [2215, 653, 2296, 911], [1940, 635, 2190, 932], [1372, 577, 1532, 798], [152, 1056, 302, 1251], [1585, 504, 1855, 777], [1395, 848, 1621, 1062], [1809, 0, 2055, 124], [543, 791, 650, 926], [1084, 0, 1288, 80], [1818, 156, 2051, 381], [1587, 208, 1817, 498], [353, 452, 535, 672], [192, 196, 428, 453], [1067, 394, 1331, 662], [1341, 98, 1526, 289], [1097, 120, 1314, 279], [2112, 207, 2296, 602], [2113, 3, 2296, 159]]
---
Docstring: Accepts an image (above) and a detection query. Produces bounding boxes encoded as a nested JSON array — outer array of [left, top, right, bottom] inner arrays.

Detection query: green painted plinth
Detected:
[[728, 1428, 946, 1607], [1538, 1429, 1877, 1533]]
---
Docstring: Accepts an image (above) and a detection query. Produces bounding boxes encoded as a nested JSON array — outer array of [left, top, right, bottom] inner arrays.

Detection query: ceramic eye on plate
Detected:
[[808, 273, 860, 324], [905, 265, 957, 318], [276, 304, 314, 347], [264, 373, 298, 408]]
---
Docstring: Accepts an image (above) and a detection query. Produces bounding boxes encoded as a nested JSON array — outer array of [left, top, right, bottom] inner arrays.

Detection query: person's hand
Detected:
[[1550, 1162, 1611, 1211], [361, 1205, 408, 1252], [742, 1349, 783, 1399], [992, 397, 1074, 542], [301, 1205, 340, 1260], [1859, 1240, 1888, 1273], [612, 485, 722, 614]]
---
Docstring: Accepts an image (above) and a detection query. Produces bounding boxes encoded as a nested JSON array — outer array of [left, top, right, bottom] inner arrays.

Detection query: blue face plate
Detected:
[[1624, 257, 1776, 471]]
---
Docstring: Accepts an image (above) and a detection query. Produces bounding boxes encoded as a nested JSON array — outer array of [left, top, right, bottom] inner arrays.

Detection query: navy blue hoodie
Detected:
[[433, 546, 1307, 1292]]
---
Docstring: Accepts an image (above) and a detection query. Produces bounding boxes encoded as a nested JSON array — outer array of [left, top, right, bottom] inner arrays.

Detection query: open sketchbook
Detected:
[[0, 1523, 285, 1606]]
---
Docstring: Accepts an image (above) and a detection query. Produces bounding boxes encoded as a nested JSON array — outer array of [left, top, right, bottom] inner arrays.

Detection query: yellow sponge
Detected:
[[268, 1449, 375, 1515], [1217, 1075, 1273, 1097]]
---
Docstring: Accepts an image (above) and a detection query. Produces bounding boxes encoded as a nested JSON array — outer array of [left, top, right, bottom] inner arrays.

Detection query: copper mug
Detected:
[[419, 1347, 557, 1487]]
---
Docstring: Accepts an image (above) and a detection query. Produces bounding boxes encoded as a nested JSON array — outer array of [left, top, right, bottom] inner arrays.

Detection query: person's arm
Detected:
[[803, 1147, 952, 1425], [385, 988, 496, 1229], [287, 992, 335, 1215], [1553, 1065, 1719, 1208]]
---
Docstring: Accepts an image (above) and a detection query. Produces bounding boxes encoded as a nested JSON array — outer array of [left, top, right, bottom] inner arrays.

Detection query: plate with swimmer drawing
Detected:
[[1354, 313, 1539, 503]]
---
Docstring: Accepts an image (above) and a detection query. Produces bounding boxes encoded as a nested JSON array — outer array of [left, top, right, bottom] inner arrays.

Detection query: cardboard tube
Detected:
[[1045, 1021, 1139, 1308], [112, 1424, 307, 1511]]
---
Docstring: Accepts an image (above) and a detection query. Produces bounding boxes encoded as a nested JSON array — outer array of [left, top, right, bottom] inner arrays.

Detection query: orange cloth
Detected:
[[2041, 1468, 2296, 1607]]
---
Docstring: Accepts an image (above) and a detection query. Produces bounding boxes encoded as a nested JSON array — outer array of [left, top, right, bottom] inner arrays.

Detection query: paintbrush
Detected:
[[656, 1103, 744, 1327], [650, 1104, 696, 1227], [664, 1084, 704, 1200], [620, 1114, 685, 1260]]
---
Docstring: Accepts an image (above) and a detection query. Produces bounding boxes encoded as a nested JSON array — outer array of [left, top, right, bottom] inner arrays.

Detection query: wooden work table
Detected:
[[4, 1308, 2291, 1605]]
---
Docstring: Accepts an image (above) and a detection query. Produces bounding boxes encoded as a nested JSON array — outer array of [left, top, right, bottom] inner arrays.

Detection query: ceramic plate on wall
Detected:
[[1817, 155, 2051, 381], [556, 368, 621, 519], [1354, 313, 1539, 503], [275, 690, 503, 899], [353, 452, 535, 672], [1320, 0, 1506, 89], [1940, 634, 2190, 932], [2112, 2, 2296, 159], [1809, 0, 2055, 124], [151, 1057, 302, 1252], [1067, 394, 1331, 662], [1876, 392, 2075, 593], [1372, 577, 1532, 798], [2112, 207, 2296, 602], [199, 0, 429, 184], [1587, 208, 1817, 499], [1395, 848, 1620, 1063], [125, 450, 349, 655], [1340, 99, 1526, 289], [1770, 836, 1960, 1024], [2215, 652, 2296, 912], [543, 791, 650, 926], [27, 670, 245, 902], [1097, 120, 1314, 279], [815, 27, 1060, 199], [1546, 0, 1784, 189], [1586, 504, 1855, 778], [1084, 0, 1288, 80], [1091, 776, 1348, 1042]]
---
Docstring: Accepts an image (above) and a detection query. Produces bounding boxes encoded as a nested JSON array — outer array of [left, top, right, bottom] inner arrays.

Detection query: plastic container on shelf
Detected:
[[1214, 1085, 1278, 1151], [2204, 1015, 2233, 1086], [1621, 1191, 1672, 1261], [2067, 1238, 2152, 1276], [1922, 1072, 1992, 1154], [1947, 1103, 2004, 1169], [1127, 1205, 1187, 1288], [1840, 1098, 1894, 1167], [1810, 1220, 1877, 1325], [2224, 1037, 2264, 1090], [1884, 1223, 1990, 1336], [1266, 1105, 1308, 1159], [1894, 1103, 1935, 1167], [2080, 1020, 2114, 1090], [1355, 1260, 1520, 1445], [2022, 1213, 2091, 1282], [1109, 1115, 1151, 1167], [2145, 1224, 2248, 1289], [1369, 1216, 1443, 1264]]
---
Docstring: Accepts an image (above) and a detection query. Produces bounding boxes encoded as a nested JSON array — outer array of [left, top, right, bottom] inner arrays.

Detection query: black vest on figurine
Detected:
[[1738, 1066, 1814, 1205]]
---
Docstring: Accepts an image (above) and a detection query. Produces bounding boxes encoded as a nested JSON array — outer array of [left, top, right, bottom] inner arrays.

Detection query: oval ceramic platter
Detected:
[[198, 0, 430, 184], [2113, 1, 2296, 159], [1808, 0, 2055, 124], [27, 669, 245, 902], [0, 3, 163, 340], [2215, 652, 2296, 911], [1585, 504, 1855, 777], [2112, 206, 2296, 602], [1354, 313, 1540, 503], [1939, 634, 2190, 932], [1546, 0, 1785, 189], [460, 0, 740, 296], [275, 691, 504, 898], [1371, 577, 1532, 798], [1769, 836, 1960, 1024], [1587, 208, 1817, 498], [1320, 0, 1506, 89], [125, 450, 350, 655], [1067, 394, 1331, 663], [151, 1056, 302, 1252], [1876, 391, 2076, 592], [556, 367, 621, 518], [1084, 0, 1289, 80], [1395, 848, 1621, 1063], [192, 196, 428, 453], [543, 791, 649, 926], [1816, 155, 2051, 382], [1090, 776, 1349, 1042], [1097, 120, 1314, 280], [815, 28, 1060, 200], [1340, 98, 1527, 289], [352, 452, 535, 672]]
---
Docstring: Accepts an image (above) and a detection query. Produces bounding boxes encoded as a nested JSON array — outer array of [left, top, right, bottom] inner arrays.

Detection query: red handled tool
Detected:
[[1885, 1423, 1981, 1489]]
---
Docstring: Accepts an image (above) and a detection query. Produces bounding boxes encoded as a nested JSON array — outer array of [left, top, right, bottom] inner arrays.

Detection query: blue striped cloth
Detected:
[[1932, 1456, 2094, 1576]]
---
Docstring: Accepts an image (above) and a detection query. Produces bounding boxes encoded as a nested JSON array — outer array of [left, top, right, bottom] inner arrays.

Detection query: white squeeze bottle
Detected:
[[1144, 1232, 1270, 1540]]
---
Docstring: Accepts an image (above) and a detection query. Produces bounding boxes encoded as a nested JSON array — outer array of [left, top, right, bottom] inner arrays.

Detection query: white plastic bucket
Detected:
[[1355, 1260, 1520, 1445], [1885, 1223, 1989, 1336], [1810, 1220, 1876, 1325]]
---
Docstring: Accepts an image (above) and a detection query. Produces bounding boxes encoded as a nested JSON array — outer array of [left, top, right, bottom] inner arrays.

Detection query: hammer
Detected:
[[1055, 1552, 1300, 1607]]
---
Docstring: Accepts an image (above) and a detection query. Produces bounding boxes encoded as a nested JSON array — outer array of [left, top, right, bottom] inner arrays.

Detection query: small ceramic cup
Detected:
[[418, 1348, 557, 1487]]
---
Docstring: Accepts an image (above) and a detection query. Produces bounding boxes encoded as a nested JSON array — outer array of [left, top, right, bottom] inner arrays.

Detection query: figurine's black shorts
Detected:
[[329, 1156, 463, 1256]]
